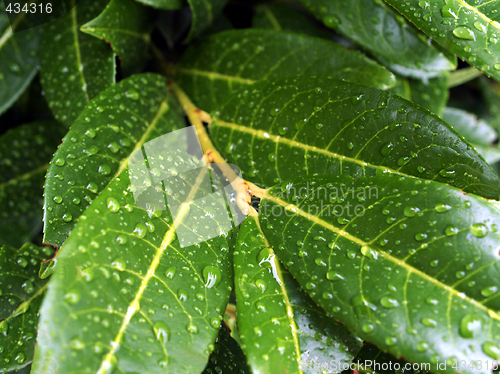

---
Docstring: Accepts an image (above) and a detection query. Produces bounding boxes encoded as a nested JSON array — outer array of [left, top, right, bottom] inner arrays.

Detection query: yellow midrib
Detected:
[[176, 67, 256, 84], [263, 192, 500, 321], [454, 0, 500, 29], [214, 119, 403, 175], [96, 167, 208, 373]]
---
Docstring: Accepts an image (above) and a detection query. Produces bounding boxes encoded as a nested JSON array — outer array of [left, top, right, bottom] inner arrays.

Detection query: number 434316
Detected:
[[6, 3, 52, 13]]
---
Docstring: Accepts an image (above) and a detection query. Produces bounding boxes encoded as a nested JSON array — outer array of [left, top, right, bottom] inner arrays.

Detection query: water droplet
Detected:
[[17, 257, 28, 267], [481, 286, 498, 297], [417, 341, 429, 352], [125, 89, 139, 100], [111, 258, 126, 271], [445, 225, 459, 236], [158, 357, 169, 368], [85, 129, 96, 138], [482, 342, 500, 360], [471, 223, 488, 238], [459, 314, 482, 338], [494, 63, 500, 71], [380, 296, 399, 309], [62, 213, 73, 222], [361, 321, 374, 333], [360, 245, 378, 260], [210, 317, 221, 329], [98, 164, 111, 176], [421, 318, 437, 328], [154, 321, 170, 343], [255, 279, 266, 292], [453, 26, 476, 41], [186, 322, 199, 334], [203, 266, 221, 288], [106, 197, 120, 212], [87, 182, 98, 193], [474, 21, 487, 33], [53, 196, 63, 204], [54, 158, 65, 166], [165, 266, 176, 279], [385, 336, 397, 346], [69, 337, 85, 350], [315, 258, 327, 267], [439, 169, 455, 178], [326, 271, 344, 281], [435, 203, 451, 213], [415, 233, 427, 241], [380, 142, 394, 156], [64, 290, 80, 305], [22, 281, 35, 294], [178, 289, 188, 301], [0, 321, 8, 335], [134, 223, 147, 238], [12, 301, 29, 317], [404, 206, 419, 217], [397, 156, 411, 166]]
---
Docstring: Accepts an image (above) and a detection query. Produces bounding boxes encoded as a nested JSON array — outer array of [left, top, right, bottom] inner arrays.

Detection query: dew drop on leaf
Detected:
[[153, 321, 170, 344], [471, 223, 488, 238], [203, 266, 221, 288], [459, 314, 482, 338]]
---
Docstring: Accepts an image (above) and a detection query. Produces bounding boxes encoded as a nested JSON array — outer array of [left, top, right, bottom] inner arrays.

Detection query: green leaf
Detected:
[[259, 174, 500, 373], [43, 73, 185, 248], [252, 4, 330, 39], [210, 77, 499, 198], [390, 74, 449, 116], [0, 121, 66, 248], [176, 29, 396, 112], [442, 107, 500, 165], [81, 0, 155, 75], [202, 324, 250, 374], [478, 76, 500, 132], [186, 0, 229, 41], [0, 243, 54, 372], [234, 215, 362, 374], [40, 0, 115, 127], [383, 0, 500, 83], [297, 0, 456, 79], [134, 0, 184, 9], [33, 165, 235, 373], [0, 8, 39, 115]]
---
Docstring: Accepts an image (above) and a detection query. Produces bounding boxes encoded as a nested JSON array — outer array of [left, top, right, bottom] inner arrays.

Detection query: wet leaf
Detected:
[[384, 0, 500, 84], [0, 121, 66, 248], [43, 73, 185, 248], [0, 243, 54, 372], [0, 6, 39, 115], [259, 175, 500, 374], [390, 74, 449, 116], [210, 76, 499, 198], [176, 29, 395, 112], [40, 0, 115, 127], [135, 0, 184, 9], [443, 107, 500, 165], [186, 0, 228, 41], [81, 0, 156, 75], [298, 0, 456, 79], [34, 163, 235, 373], [234, 215, 362, 374]]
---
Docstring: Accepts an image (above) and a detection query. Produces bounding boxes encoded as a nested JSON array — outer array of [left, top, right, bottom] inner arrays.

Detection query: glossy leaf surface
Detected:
[[259, 175, 500, 373], [34, 165, 234, 373], [135, 0, 184, 9], [43, 73, 185, 248], [235, 215, 361, 374], [210, 77, 499, 198], [390, 74, 449, 116], [0, 7, 39, 115], [383, 0, 500, 83], [0, 243, 54, 372], [81, 0, 155, 75], [186, 0, 229, 41], [40, 0, 115, 127], [443, 107, 500, 165], [252, 4, 330, 39], [0, 121, 66, 248], [298, 0, 456, 79], [176, 29, 395, 112]]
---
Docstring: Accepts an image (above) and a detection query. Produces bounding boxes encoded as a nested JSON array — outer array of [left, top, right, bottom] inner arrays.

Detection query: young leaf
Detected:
[[202, 324, 250, 374], [210, 77, 499, 198], [259, 175, 500, 373], [40, 0, 115, 127], [0, 6, 39, 115], [297, 0, 456, 79], [0, 243, 54, 372], [390, 74, 449, 116], [252, 4, 330, 39], [81, 0, 156, 75], [443, 107, 500, 165], [33, 167, 234, 373], [383, 0, 500, 84], [185, 0, 228, 41], [234, 215, 362, 374], [176, 29, 396, 112], [43, 73, 185, 248], [0, 121, 66, 248]]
